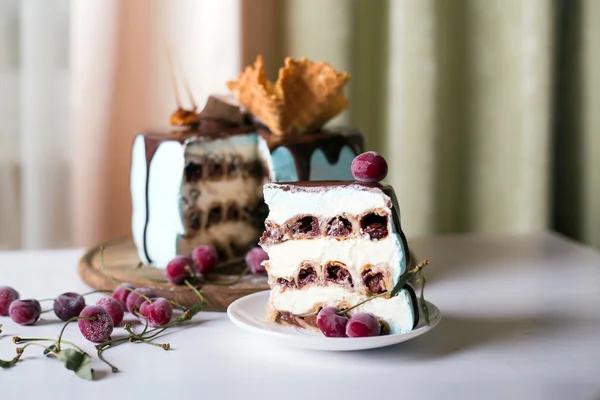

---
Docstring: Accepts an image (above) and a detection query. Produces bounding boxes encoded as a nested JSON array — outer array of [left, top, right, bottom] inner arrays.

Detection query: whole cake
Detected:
[[259, 153, 423, 336], [131, 56, 363, 268]]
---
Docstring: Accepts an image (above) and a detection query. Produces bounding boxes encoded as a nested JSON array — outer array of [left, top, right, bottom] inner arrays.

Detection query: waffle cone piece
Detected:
[[226, 55, 350, 135]]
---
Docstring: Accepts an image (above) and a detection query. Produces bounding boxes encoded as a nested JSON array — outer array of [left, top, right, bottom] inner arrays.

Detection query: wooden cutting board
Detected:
[[78, 237, 269, 311]]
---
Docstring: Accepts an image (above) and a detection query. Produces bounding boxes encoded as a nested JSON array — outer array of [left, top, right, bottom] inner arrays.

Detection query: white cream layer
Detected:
[[270, 286, 416, 334], [264, 235, 405, 285], [263, 184, 391, 225], [185, 133, 257, 161]]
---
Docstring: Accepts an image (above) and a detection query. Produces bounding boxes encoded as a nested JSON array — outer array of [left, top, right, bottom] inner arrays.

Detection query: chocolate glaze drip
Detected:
[[259, 128, 363, 181], [138, 120, 254, 264]]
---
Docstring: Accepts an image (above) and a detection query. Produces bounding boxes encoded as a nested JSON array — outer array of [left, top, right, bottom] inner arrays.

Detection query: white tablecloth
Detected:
[[1, 232, 599, 399]]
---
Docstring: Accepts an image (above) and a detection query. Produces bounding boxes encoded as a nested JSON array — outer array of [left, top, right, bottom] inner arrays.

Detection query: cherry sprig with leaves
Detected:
[[0, 248, 208, 380]]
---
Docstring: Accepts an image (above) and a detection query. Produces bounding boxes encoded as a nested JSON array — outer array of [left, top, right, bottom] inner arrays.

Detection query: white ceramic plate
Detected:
[[227, 290, 441, 351]]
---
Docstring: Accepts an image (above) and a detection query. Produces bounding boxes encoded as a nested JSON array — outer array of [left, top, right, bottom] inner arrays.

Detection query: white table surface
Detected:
[[1, 232, 600, 399]]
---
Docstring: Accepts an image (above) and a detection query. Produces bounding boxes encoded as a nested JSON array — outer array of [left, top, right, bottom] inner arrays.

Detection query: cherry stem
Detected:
[[38, 289, 113, 303], [131, 312, 150, 339], [168, 300, 186, 310], [338, 290, 391, 317], [163, 38, 182, 109], [184, 280, 206, 303], [97, 345, 119, 373], [418, 270, 430, 325], [177, 56, 197, 110], [56, 316, 96, 352], [203, 267, 249, 287], [14, 337, 87, 355], [100, 246, 153, 305], [1, 342, 42, 368], [140, 338, 169, 350], [136, 263, 168, 283], [337, 259, 430, 317], [40, 309, 53, 314]]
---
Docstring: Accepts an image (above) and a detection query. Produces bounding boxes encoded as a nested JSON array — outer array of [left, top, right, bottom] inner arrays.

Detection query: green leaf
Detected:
[[44, 344, 57, 356], [74, 354, 93, 380], [56, 349, 93, 380], [0, 357, 19, 368], [185, 302, 205, 319]]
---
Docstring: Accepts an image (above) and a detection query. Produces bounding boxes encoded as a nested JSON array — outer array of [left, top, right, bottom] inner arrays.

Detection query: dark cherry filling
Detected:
[[362, 268, 386, 294], [206, 205, 222, 228], [227, 204, 240, 220], [184, 162, 203, 182], [246, 202, 269, 229], [188, 210, 202, 231], [326, 216, 352, 237], [277, 278, 296, 290], [214, 243, 228, 261], [229, 240, 246, 257], [207, 160, 224, 178], [325, 263, 353, 287], [297, 266, 317, 288], [228, 156, 240, 177], [360, 213, 388, 240], [248, 160, 264, 177], [259, 221, 283, 246], [290, 216, 320, 238]]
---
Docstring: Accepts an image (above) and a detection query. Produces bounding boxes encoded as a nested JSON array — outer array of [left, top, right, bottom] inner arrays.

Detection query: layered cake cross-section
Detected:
[[260, 181, 419, 334]]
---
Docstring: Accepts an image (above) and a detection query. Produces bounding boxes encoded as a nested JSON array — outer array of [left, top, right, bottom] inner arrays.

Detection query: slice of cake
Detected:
[[260, 181, 419, 335]]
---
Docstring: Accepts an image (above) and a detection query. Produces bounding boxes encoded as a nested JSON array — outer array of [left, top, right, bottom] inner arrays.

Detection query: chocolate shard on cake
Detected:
[[260, 181, 419, 334]]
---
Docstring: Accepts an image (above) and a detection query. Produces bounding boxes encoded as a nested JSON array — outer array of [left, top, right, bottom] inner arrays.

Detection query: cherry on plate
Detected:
[[316, 306, 348, 337]]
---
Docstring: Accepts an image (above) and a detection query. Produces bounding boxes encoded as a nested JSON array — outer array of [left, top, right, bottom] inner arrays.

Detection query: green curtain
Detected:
[[244, 0, 600, 249]]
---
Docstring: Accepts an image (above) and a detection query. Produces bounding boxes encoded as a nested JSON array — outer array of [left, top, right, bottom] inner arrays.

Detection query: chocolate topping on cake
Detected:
[[197, 95, 246, 125], [260, 129, 363, 181]]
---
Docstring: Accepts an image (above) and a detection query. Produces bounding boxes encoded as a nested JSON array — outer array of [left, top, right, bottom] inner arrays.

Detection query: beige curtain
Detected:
[[61, 0, 598, 250], [270, 0, 600, 248], [70, 0, 243, 247]]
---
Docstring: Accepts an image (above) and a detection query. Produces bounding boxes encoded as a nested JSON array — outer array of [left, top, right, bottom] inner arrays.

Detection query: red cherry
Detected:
[[316, 306, 348, 337], [165, 256, 194, 284], [351, 151, 388, 182], [192, 246, 218, 275], [346, 313, 381, 337], [245, 247, 268, 274]]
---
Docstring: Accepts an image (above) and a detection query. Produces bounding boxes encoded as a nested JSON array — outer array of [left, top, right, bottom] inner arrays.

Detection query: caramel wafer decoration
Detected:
[[226, 55, 350, 135]]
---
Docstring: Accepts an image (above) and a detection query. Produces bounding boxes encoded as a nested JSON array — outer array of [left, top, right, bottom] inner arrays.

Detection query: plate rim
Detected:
[[227, 290, 441, 350]]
